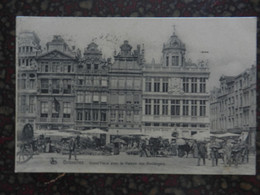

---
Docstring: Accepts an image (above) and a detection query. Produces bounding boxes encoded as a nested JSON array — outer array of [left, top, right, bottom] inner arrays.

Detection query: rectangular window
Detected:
[[101, 110, 106, 122], [77, 111, 83, 121], [93, 77, 100, 86], [118, 78, 125, 88], [172, 56, 179, 66], [52, 102, 59, 118], [154, 78, 160, 92], [133, 78, 140, 90], [28, 79, 35, 89], [126, 78, 133, 89], [171, 100, 180, 116], [85, 77, 92, 86], [134, 95, 139, 104], [67, 65, 71, 73], [162, 78, 168, 92], [45, 65, 48, 72], [183, 78, 189, 93], [41, 79, 49, 93], [111, 78, 117, 88], [119, 95, 125, 104], [200, 78, 206, 93], [191, 78, 197, 93], [101, 77, 107, 87], [101, 95, 107, 103], [200, 100, 206, 116], [93, 93, 99, 103], [29, 96, 34, 113], [77, 92, 84, 103], [191, 100, 197, 116], [52, 79, 60, 94], [154, 99, 160, 115], [126, 111, 131, 122], [63, 79, 71, 94], [166, 56, 169, 66], [145, 99, 151, 115], [93, 110, 99, 121], [145, 78, 152, 92], [183, 100, 189, 116], [21, 95, 26, 113], [118, 111, 124, 122], [87, 63, 91, 70], [85, 110, 91, 121], [162, 99, 168, 115], [63, 102, 71, 118], [41, 102, 48, 117], [77, 76, 84, 86], [110, 110, 116, 122], [85, 92, 92, 103]]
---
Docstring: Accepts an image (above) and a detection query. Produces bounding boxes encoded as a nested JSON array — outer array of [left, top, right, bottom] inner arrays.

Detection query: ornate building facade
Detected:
[[75, 42, 109, 131], [17, 29, 211, 140], [17, 32, 41, 136], [108, 41, 143, 135], [210, 65, 256, 147], [142, 30, 210, 138], [35, 35, 77, 130]]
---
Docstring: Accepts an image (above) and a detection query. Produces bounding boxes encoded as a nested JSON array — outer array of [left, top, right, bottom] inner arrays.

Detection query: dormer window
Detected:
[[172, 56, 179, 66]]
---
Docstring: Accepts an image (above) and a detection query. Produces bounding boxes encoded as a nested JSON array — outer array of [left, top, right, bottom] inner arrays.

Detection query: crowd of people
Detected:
[[19, 132, 251, 168]]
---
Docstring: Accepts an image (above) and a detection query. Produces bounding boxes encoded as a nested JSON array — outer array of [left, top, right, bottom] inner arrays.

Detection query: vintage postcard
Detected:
[[15, 17, 256, 174]]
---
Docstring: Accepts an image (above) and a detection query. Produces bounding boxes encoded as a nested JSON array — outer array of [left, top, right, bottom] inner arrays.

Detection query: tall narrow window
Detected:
[[145, 99, 151, 115], [183, 100, 189, 116], [162, 99, 168, 115], [118, 111, 124, 122], [21, 95, 26, 113], [154, 99, 160, 115], [101, 110, 106, 122], [63, 102, 71, 118], [166, 56, 169, 66], [85, 110, 91, 121], [154, 78, 160, 92], [171, 100, 180, 116], [183, 78, 189, 93], [145, 78, 152, 92], [52, 102, 59, 118], [77, 92, 84, 103], [77, 111, 83, 121], [40, 102, 48, 117], [52, 79, 60, 94], [191, 78, 197, 93], [200, 78, 206, 93], [29, 96, 34, 113], [191, 100, 197, 116], [110, 110, 116, 122], [200, 100, 206, 116], [63, 79, 71, 94], [41, 79, 49, 93], [172, 56, 179, 66], [93, 110, 99, 121], [162, 78, 168, 92]]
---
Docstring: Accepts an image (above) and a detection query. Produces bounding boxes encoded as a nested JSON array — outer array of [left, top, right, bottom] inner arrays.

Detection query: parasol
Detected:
[[113, 138, 126, 144]]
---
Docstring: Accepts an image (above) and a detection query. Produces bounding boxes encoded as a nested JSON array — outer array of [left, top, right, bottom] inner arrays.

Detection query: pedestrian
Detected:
[[197, 142, 207, 166], [223, 140, 232, 167], [140, 140, 148, 157], [68, 137, 77, 160], [210, 139, 220, 167]]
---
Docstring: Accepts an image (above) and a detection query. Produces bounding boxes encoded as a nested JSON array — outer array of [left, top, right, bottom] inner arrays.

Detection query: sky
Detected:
[[17, 17, 256, 89]]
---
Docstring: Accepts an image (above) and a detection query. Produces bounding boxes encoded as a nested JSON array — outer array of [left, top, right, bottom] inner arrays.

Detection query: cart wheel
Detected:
[[17, 146, 33, 164]]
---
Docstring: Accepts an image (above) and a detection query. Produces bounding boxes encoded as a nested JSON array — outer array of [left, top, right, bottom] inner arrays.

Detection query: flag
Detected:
[[54, 97, 60, 113]]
